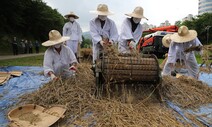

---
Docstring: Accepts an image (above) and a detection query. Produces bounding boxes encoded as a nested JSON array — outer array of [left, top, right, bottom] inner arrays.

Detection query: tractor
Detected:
[[137, 25, 178, 58]]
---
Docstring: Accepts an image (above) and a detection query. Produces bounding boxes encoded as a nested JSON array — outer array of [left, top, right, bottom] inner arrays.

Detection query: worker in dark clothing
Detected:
[[29, 41, 33, 54], [12, 37, 18, 55], [34, 40, 40, 53]]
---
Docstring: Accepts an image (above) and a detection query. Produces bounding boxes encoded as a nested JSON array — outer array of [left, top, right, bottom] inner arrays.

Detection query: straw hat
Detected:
[[90, 4, 113, 16], [64, 12, 79, 19], [162, 34, 172, 48], [170, 26, 197, 43], [125, 6, 148, 20], [42, 30, 70, 47]]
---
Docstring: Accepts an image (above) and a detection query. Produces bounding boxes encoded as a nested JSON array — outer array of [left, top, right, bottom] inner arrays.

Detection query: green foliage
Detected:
[[181, 13, 212, 44], [0, 0, 65, 54], [81, 36, 92, 48], [174, 20, 181, 27]]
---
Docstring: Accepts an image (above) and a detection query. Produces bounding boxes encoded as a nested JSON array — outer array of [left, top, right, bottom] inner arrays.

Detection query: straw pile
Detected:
[[17, 61, 211, 127], [161, 75, 212, 109], [17, 46, 212, 127], [80, 48, 92, 60]]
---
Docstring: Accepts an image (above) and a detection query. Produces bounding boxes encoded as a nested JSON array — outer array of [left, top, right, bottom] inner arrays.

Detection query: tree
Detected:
[[81, 36, 92, 48], [0, 0, 66, 54], [181, 13, 212, 44], [174, 20, 182, 27]]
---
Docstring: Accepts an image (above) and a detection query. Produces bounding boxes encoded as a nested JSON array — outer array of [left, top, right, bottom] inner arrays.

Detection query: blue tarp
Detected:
[[0, 66, 211, 126], [0, 66, 50, 127], [166, 72, 212, 127]]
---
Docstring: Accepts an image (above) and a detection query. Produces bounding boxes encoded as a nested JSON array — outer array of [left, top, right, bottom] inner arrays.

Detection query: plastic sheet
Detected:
[[166, 73, 212, 127], [199, 72, 212, 86], [0, 66, 50, 126]]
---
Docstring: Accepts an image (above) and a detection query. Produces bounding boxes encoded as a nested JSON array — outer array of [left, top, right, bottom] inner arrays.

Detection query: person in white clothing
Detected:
[[42, 30, 78, 80], [63, 12, 82, 59], [118, 6, 148, 54], [162, 26, 202, 79], [89, 4, 119, 63]]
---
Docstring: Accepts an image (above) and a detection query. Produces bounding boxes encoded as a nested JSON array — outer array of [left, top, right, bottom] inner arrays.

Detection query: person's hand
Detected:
[[50, 73, 58, 81], [128, 41, 136, 49], [107, 41, 113, 46], [100, 40, 105, 46], [69, 65, 77, 72], [169, 63, 174, 68]]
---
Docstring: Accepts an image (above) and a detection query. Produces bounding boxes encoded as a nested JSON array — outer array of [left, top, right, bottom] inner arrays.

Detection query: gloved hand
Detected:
[[69, 65, 77, 72], [100, 40, 105, 46], [128, 41, 136, 49], [50, 73, 58, 80]]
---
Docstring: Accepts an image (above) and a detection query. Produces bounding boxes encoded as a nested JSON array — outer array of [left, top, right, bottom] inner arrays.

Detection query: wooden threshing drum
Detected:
[[99, 54, 160, 84]]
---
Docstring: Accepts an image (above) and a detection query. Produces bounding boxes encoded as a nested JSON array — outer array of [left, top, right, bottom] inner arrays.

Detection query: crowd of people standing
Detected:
[[11, 37, 40, 55]]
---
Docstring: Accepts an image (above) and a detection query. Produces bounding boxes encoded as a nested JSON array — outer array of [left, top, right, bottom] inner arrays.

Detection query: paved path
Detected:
[[0, 53, 44, 61]]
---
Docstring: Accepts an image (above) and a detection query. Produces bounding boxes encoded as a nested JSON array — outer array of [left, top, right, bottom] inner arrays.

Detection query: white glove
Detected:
[[50, 73, 58, 80], [129, 41, 136, 49], [100, 40, 105, 46]]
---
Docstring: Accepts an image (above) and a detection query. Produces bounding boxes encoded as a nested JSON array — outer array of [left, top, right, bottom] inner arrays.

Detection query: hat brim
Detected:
[[64, 14, 79, 19], [125, 13, 148, 20], [89, 10, 114, 16], [170, 30, 197, 43], [162, 34, 172, 48], [42, 36, 70, 47]]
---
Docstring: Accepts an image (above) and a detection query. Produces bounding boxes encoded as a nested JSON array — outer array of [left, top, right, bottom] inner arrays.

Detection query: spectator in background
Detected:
[[89, 4, 119, 63], [63, 11, 82, 60], [29, 41, 33, 54], [118, 6, 148, 53], [24, 40, 28, 54], [11, 37, 18, 55], [42, 30, 78, 80], [34, 40, 40, 53], [20, 39, 25, 54]]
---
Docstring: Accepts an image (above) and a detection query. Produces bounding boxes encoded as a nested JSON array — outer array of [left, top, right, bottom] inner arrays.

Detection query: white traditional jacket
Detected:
[[89, 17, 119, 63], [162, 37, 202, 78], [43, 45, 78, 77], [118, 18, 143, 53], [63, 21, 82, 41], [63, 21, 82, 53]]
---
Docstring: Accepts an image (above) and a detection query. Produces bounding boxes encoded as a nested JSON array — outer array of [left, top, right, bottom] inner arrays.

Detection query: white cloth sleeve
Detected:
[[43, 49, 54, 76], [62, 23, 68, 36], [109, 21, 119, 43], [89, 20, 102, 45]]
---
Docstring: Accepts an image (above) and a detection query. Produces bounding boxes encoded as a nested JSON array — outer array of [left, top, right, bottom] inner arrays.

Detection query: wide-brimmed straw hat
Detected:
[[64, 12, 79, 19], [42, 30, 70, 47], [162, 34, 172, 48], [125, 6, 148, 20], [90, 4, 113, 16], [170, 26, 197, 43]]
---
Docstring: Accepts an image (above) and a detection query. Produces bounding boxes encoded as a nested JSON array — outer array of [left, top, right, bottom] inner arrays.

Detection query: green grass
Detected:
[[0, 55, 44, 66], [158, 55, 203, 64], [158, 59, 164, 64], [0, 54, 205, 67], [195, 54, 203, 64]]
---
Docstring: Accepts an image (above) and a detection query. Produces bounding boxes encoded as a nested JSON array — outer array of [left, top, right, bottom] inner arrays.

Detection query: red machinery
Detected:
[[137, 25, 178, 58], [143, 25, 178, 33]]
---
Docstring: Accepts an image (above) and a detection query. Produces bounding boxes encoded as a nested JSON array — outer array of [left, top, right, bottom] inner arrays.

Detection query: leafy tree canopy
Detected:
[[181, 13, 212, 44], [0, 0, 65, 42]]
